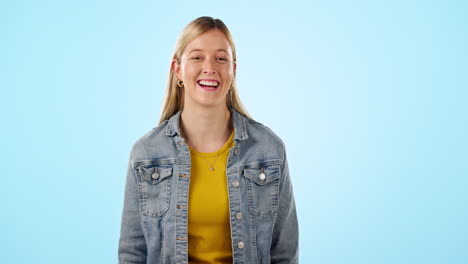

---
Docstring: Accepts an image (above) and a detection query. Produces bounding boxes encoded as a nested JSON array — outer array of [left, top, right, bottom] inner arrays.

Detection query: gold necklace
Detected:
[[191, 140, 231, 171], [180, 121, 232, 171]]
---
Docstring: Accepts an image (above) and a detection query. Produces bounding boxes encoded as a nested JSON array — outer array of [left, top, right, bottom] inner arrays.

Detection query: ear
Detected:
[[233, 61, 237, 73], [171, 59, 182, 80]]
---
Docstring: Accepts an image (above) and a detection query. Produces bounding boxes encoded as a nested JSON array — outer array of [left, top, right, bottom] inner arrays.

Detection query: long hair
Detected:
[[158, 16, 252, 125]]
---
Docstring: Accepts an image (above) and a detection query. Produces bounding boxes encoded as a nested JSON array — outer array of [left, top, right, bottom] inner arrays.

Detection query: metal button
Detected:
[[231, 180, 239, 188], [234, 148, 239, 155], [237, 241, 244, 249], [235, 212, 243, 220], [259, 172, 266, 181], [151, 172, 159, 179]]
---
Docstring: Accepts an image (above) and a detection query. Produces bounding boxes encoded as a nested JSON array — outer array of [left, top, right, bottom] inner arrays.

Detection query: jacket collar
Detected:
[[165, 106, 248, 142]]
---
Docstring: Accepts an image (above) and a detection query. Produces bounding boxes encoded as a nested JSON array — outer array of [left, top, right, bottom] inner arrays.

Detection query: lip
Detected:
[[197, 79, 220, 91], [197, 82, 219, 92], [197, 78, 220, 82], [197, 78, 220, 84]]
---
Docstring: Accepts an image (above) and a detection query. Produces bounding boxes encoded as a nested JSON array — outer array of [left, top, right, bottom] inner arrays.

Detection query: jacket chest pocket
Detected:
[[137, 164, 174, 218], [242, 164, 281, 218]]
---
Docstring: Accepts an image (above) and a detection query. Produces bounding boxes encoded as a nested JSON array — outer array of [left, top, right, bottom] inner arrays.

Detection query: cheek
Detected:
[[181, 64, 199, 79], [221, 68, 234, 81], [228, 64, 236, 75]]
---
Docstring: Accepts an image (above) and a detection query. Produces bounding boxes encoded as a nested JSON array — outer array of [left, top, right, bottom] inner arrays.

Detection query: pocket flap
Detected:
[[138, 165, 173, 184], [243, 165, 280, 185]]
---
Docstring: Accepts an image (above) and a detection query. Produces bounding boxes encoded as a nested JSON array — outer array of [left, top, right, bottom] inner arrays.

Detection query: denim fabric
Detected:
[[118, 106, 299, 264]]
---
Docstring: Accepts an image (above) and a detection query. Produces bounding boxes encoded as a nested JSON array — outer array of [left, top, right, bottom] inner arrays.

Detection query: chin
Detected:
[[195, 98, 227, 108]]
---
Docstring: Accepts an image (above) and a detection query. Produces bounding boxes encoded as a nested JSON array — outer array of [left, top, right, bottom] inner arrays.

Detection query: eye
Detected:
[[217, 57, 228, 62], [190, 56, 202, 60]]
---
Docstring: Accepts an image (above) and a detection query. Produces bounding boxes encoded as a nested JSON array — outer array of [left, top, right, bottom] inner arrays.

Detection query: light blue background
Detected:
[[2, 0, 467, 263]]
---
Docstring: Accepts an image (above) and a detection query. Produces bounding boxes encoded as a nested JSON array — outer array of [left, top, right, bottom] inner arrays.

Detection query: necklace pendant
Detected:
[[209, 167, 214, 171]]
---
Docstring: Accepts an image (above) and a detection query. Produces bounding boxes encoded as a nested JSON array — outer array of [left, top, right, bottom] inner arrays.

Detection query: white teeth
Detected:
[[198, 80, 219, 87]]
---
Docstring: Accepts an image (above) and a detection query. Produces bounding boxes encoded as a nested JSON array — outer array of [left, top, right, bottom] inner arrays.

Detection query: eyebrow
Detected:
[[188, 48, 229, 54]]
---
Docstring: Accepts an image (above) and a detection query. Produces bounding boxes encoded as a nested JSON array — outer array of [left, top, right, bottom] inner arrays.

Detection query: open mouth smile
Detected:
[[197, 79, 220, 90]]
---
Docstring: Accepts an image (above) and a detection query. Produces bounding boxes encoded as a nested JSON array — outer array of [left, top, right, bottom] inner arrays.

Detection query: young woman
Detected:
[[118, 16, 299, 264]]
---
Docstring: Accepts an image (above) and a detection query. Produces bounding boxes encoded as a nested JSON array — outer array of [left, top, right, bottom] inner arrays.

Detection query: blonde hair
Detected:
[[158, 16, 252, 125]]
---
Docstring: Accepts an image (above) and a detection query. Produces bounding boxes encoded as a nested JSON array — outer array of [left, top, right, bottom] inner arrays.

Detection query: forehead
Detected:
[[184, 30, 232, 54]]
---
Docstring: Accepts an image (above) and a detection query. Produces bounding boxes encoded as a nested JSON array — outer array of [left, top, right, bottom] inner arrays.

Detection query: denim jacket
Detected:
[[118, 106, 299, 264]]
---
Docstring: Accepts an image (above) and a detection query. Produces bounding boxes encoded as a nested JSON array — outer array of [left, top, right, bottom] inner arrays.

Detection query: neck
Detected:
[[180, 103, 233, 153]]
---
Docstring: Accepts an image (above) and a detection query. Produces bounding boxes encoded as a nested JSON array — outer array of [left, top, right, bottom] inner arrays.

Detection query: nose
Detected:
[[203, 69, 216, 74], [202, 58, 217, 74]]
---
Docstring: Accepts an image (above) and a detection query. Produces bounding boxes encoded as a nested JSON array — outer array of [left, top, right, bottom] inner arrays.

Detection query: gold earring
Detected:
[[177, 80, 184, 88]]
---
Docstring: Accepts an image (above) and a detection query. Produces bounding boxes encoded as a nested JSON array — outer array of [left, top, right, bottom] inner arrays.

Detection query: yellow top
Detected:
[[187, 130, 235, 264]]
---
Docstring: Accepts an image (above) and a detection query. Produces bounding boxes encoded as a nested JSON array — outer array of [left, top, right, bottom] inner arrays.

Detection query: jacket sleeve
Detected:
[[118, 148, 147, 263], [270, 148, 299, 263]]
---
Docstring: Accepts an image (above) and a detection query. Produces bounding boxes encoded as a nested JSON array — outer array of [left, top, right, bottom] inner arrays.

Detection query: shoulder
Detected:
[[242, 115, 286, 158], [129, 119, 173, 160]]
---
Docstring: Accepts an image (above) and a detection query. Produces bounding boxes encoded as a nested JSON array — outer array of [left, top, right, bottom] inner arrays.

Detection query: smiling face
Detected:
[[172, 29, 236, 109]]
